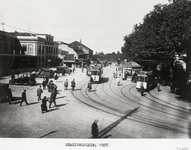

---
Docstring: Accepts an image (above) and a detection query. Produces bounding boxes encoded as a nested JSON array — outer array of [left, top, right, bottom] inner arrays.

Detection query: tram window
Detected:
[[91, 71, 98, 75], [145, 77, 148, 82], [138, 76, 145, 82]]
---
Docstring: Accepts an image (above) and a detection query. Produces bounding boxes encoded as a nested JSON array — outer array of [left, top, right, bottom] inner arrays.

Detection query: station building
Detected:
[[0, 30, 37, 76], [68, 40, 93, 67], [0, 30, 94, 76], [11, 32, 59, 68]]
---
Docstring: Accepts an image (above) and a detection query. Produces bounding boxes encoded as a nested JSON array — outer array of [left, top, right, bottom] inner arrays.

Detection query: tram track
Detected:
[[147, 89, 191, 111], [105, 67, 191, 134], [120, 84, 191, 133], [71, 66, 191, 136], [127, 86, 190, 121], [104, 74, 190, 134]]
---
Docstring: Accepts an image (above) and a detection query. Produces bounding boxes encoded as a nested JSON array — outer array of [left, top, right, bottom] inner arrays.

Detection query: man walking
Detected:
[[64, 79, 68, 90], [92, 119, 99, 138], [49, 87, 57, 108], [42, 79, 46, 90], [87, 80, 92, 92], [20, 90, 28, 106], [71, 79, 76, 91], [140, 83, 145, 96], [37, 85, 43, 101]]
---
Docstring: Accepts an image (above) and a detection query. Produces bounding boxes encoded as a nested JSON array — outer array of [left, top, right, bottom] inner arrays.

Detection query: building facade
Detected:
[[0, 30, 37, 75], [68, 41, 93, 60], [11, 32, 59, 68]]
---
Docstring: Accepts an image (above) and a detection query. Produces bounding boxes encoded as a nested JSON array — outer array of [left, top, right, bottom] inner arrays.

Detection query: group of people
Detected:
[[7, 88, 29, 106], [37, 83, 58, 113], [37, 78, 77, 113], [63, 79, 76, 91]]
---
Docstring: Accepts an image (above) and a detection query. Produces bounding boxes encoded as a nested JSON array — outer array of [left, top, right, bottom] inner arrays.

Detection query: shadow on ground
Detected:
[[90, 107, 140, 138], [98, 77, 109, 84], [39, 130, 57, 138]]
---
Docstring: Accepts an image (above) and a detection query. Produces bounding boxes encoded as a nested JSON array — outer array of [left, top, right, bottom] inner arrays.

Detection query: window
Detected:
[[28, 44, 33, 54], [138, 76, 145, 82]]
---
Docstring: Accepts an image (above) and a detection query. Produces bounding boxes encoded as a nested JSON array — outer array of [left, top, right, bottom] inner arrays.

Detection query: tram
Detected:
[[136, 71, 155, 91], [88, 64, 103, 83]]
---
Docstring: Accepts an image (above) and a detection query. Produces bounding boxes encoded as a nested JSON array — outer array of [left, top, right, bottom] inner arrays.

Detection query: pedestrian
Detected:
[[64, 79, 68, 90], [46, 76, 49, 85], [49, 87, 57, 108], [157, 76, 161, 92], [41, 96, 48, 113], [92, 119, 99, 138], [20, 90, 28, 106], [47, 80, 53, 92], [42, 79, 46, 90], [37, 85, 43, 101], [90, 76, 93, 83], [71, 79, 76, 91], [118, 78, 120, 86], [87, 80, 92, 92], [140, 83, 144, 96], [131, 72, 137, 82], [7, 88, 13, 104], [54, 73, 58, 80]]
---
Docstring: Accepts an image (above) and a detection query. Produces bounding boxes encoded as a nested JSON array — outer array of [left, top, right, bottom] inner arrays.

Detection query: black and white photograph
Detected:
[[0, 0, 191, 149]]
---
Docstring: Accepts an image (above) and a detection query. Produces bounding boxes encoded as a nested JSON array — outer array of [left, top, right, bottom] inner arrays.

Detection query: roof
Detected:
[[121, 61, 141, 68], [69, 41, 93, 52]]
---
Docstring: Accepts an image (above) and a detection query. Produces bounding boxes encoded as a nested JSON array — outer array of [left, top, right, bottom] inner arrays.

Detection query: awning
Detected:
[[121, 61, 141, 68]]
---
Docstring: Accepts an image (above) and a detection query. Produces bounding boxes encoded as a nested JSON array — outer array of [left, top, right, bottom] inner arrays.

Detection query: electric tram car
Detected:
[[88, 64, 103, 83], [136, 71, 155, 91]]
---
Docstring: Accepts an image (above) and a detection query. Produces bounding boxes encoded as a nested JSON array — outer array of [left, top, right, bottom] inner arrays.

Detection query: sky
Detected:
[[0, 0, 169, 54]]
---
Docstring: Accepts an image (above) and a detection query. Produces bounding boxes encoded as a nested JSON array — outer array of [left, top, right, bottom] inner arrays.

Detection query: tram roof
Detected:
[[138, 71, 153, 75]]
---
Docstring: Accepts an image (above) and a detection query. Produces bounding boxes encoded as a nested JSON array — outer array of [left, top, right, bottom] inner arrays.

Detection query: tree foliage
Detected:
[[122, 0, 191, 61]]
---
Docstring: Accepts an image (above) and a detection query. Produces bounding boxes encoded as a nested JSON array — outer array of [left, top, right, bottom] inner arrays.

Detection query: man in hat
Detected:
[[20, 90, 28, 106], [92, 119, 99, 138], [37, 85, 43, 101]]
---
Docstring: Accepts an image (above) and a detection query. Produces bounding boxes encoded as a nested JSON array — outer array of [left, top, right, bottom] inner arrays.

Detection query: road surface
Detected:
[[0, 64, 191, 138]]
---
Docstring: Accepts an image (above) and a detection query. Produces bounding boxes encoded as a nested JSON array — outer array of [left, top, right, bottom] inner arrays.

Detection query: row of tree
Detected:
[[121, 0, 191, 65], [93, 51, 128, 62]]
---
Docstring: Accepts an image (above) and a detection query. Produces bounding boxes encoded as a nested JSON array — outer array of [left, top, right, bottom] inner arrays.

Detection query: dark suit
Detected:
[[92, 122, 99, 138], [20, 91, 28, 106]]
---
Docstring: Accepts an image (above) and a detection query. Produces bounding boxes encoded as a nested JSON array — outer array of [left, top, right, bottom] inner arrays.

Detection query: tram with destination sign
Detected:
[[88, 64, 103, 83], [136, 71, 155, 91]]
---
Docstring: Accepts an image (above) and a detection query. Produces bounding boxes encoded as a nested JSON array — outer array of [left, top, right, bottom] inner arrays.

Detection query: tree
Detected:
[[122, 0, 191, 63]]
